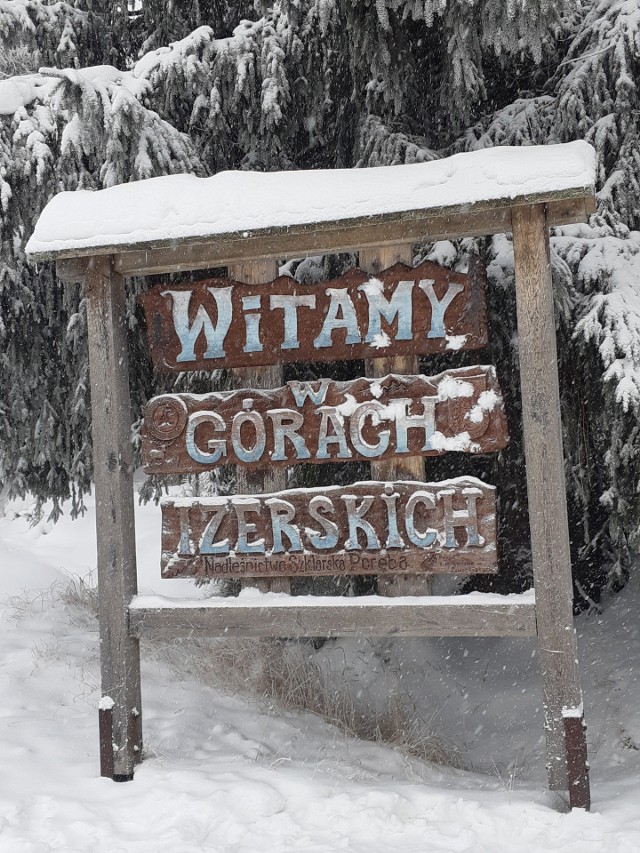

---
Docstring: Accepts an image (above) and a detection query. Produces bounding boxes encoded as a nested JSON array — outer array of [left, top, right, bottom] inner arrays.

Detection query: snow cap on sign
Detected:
[[26, 141, 596, 258]]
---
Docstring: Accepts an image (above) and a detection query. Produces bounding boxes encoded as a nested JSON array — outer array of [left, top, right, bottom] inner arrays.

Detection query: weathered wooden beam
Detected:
[[49, 197, 595, 283], [102, 194, 592, 278], [128, 593, 537, 639], [361, 245, 432, 597], [56, 256, 89, 284], [511, 202, 590, 807], [35, 191, 595, 275], [229, 259, 290, 595], [85, 256, 142, 780]]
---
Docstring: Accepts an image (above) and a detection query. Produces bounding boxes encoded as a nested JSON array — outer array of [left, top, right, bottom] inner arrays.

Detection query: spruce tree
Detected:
[[0, 3, 201, 517]]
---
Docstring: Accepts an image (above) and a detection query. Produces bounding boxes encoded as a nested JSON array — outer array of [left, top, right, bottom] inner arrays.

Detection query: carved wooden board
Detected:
[[142, 366, 508, 474], [161, 477, 497, 579], [139, 258, 488, 372]]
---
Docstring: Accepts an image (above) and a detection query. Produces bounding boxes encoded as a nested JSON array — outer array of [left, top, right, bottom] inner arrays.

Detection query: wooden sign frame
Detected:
[[39, 182, 594, 809]]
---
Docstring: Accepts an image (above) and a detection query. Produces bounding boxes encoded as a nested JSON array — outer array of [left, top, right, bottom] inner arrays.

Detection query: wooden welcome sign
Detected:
[[32, 144, 594, 807], [142, 367, 508, 474], [141, 257, 502, 582], [139, 258, 488, 371], [161, 477, 497, 579]]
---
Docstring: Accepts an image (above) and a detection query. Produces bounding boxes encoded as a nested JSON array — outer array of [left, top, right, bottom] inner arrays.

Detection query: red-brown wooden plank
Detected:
[[139, 259, 488, 372]]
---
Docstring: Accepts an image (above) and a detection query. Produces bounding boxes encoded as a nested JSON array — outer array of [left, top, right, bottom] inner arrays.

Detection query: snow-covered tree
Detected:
[[0, 4, 201, 517]]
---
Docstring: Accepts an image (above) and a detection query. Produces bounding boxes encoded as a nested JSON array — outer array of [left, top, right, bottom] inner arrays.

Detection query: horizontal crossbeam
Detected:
[[128, 591, 536, 640], [51, 194, 594, 282]]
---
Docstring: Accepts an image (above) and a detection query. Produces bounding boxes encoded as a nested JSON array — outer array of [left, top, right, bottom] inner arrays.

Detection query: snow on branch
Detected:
[[570, 232, 640, 413]]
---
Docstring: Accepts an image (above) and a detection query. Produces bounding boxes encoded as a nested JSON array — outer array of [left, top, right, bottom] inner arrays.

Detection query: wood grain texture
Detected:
[[141, 367, 509, 474], [43, 191, 595, 273], [230, 260, 289, 594], [361, 245, 432, 596], [138, 260, 488, 373], [512, 203, 589, 801], [56, 257, 89, 284], [128, 595, 537, 639], [85, 256, 142, 779]]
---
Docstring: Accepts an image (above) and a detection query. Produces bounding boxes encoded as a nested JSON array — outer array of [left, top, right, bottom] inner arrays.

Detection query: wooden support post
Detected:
[[360, 245, 432, 597], [229, 260, 290, 594], [85, 256, 142, 780], [512, 204, 590, 808]]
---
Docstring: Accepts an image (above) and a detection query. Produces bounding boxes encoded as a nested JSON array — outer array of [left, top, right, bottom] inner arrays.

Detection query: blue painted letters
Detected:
[[163, 286, 233, 362]]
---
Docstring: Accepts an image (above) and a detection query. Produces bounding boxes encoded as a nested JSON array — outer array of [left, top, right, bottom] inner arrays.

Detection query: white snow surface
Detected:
[[26, 141, 595, 258], [2, 485, 640, 851], [0, 77, 36, 115], [132, 588, 534, 611]]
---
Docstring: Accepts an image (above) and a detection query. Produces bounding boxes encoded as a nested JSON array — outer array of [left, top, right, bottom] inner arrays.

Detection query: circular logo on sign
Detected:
[[146, 397, 188, 441]]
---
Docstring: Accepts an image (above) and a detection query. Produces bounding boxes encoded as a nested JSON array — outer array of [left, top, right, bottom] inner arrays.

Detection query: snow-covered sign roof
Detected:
[[26, 141, 596, 274]]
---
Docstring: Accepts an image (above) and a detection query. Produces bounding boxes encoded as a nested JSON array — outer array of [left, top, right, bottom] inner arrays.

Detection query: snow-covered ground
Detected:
[[2, 489, 640, 852]]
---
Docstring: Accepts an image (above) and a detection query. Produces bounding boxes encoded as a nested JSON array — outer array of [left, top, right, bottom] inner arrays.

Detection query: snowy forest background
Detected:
[[1, 0, 639, 605]]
